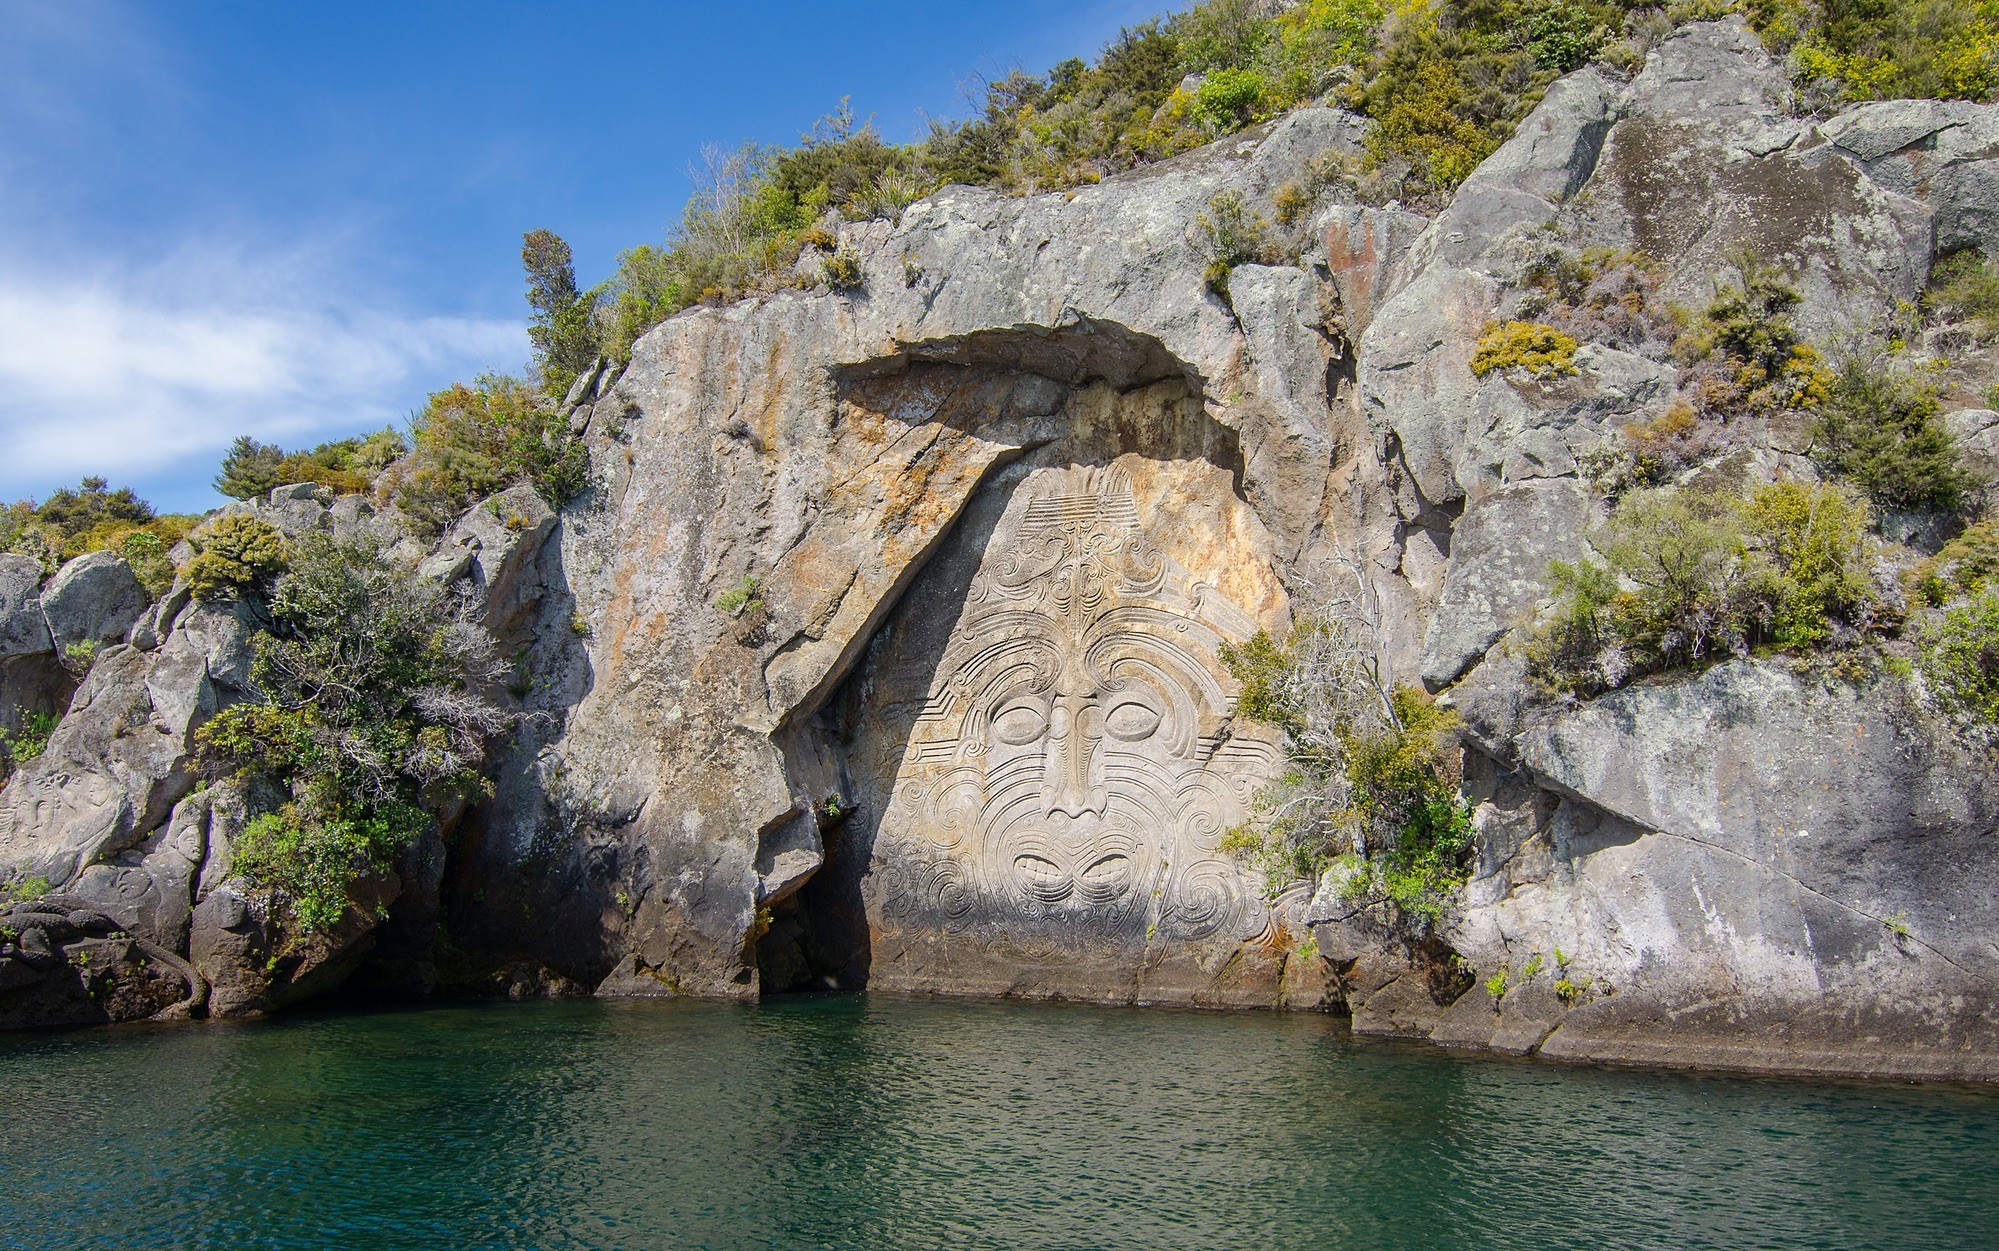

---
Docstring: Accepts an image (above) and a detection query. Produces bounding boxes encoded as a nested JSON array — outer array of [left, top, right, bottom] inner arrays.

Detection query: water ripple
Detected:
[[1, 996, 1995, 1250]]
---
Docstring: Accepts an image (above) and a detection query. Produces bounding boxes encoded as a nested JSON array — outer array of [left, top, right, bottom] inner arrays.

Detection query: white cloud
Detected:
[[0, 246, 527, 507]]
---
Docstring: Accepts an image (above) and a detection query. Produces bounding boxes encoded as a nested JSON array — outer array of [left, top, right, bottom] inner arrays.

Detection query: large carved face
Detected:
[[864, 467, 1284, 949]]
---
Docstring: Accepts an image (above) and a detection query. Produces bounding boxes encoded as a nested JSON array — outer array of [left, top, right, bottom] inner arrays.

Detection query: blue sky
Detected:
[[0, 0, 1163, 513]]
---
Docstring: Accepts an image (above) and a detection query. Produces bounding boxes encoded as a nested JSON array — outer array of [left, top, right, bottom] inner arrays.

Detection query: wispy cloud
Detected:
[[0, 246, 526, 509], [0, 2, 526, 511]]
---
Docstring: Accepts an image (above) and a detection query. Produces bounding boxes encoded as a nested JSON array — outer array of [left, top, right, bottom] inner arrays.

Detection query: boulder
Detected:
[[1818, 99, 1999, 255], [40, 551, 147, 655], [1419, 478, 1592, 690], [0, 555, 50, 659]]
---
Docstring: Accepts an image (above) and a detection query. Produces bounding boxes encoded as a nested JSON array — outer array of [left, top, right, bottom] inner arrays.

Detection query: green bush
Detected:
[[1740, 479, 1875, 648], [1195, 188, 1275, 296], [214, 431, 405, 501], [1910, 518, 1999, 605], [1923, 248, 1999, 340], [1752, 0, 1999, 107], [1528, 481, 1880, 692], [182, 513, 289, 602], [0, 707, 58, 784], [196, 534, 512, 930], [1917, 589, 1999, 726], [0, 874, 49, 905], [716, 575, 762, 616], [523, 228, 601, 396], [1674, 257, 1835, 418], [1192, 67, 1270, 129], [114, 529, 176, 598], [214, 437, 284, 500], [821, 247, 864, 291], [1471, 320, 1581, 378], [0, 476, 197, 579], [385, 375, 589, 533], [1337, 687, 1476, 921], [1813, 354, 1984, 512], [1529, 1, 1610, 70], [1219, 620, 1473, 923]]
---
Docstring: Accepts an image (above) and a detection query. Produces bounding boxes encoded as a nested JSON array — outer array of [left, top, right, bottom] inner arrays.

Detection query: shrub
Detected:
[[1923, 248, 1999, 341], [1220, 618, 1472, 923], [1757, 0, 1999, 107], [1674, 258, 1835, 417], [1620, 401, 1714, 482], [196, 534, 512, 930], [1917, 590, 1999, 726], [821, 247, 864, 291], [114, 529, 176, 598], [850, 168, 932, 222], [385, 375, 589, 533], [716, 575, 762, 616], [1739, 479, 1875, 649], [214, 431, 404, 501], [0, 477, 196, 583], [182, 513, 288, 602], [1471, 321, 1581, 379], [1195, 189, 1274, 296], [1813, 353, 1985, 512], [1192, 67, 1270, 129], [1527, 481, 1881, 692], [1910, 518, 1999, 605], [523, 228, 601, 395], [0, 874, 49, 905], [1520, 246, 1673, 354], [1529, 2, 1611, 71], [0, 708, 58, 783], [214, 437, 284, 500]]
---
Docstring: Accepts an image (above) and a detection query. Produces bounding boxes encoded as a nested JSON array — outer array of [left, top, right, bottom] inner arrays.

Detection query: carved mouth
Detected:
[[1011, 850, 1135, 904], [1002, 828, 1142, 906]]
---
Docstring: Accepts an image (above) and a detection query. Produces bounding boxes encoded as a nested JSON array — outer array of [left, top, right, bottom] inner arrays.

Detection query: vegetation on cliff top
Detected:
[[508, 0, 1999, 391]]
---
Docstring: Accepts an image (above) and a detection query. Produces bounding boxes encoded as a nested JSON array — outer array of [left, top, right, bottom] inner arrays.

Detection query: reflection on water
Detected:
[[3, 996, 1996, 1249]]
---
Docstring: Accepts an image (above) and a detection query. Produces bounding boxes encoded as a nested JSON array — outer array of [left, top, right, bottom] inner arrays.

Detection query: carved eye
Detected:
[[991, 700, 1048, 745], [1103, 699, 1162, 741]]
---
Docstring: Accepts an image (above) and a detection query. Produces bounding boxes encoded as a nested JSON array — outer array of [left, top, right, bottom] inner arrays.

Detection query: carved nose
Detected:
[[1043, 696, 1105, 819]]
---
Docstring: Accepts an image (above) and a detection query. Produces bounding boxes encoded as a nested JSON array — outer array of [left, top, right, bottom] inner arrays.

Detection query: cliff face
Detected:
[[3, 20, 1996, 1078]]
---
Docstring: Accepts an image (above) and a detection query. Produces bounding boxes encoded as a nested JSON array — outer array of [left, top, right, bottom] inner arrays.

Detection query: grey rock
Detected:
[[1420, 478, 1592, 690], [1626, 17, 1789, 125], [0, 555, 50, 659], [66, 789, 211, 952], [1448, 660, 1999, 1077], [0, 12, 1994, 1080], [40, 551, 147, 654], [1310, 203, 1430, 338], [0, 645, 195, 886], [1819, 99, 1999, 255], [432, 484, 556, 639]]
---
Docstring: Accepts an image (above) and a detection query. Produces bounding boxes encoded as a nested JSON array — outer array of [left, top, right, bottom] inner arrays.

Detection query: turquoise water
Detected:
[[3, 997, 1996, 1250]]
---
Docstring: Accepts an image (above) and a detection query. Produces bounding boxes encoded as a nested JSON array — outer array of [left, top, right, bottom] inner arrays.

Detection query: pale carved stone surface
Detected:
[[840, 464, 1288, 998]]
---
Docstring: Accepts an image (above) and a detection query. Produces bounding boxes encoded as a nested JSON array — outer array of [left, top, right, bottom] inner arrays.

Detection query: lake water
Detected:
[[3, 995, 1995, 1250]]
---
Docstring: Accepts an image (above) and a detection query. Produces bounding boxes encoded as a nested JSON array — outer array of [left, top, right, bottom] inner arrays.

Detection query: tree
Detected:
[[522, 228, 599, 394], [1813, 354, 1985, 512], [214, 436, 285, 500]]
